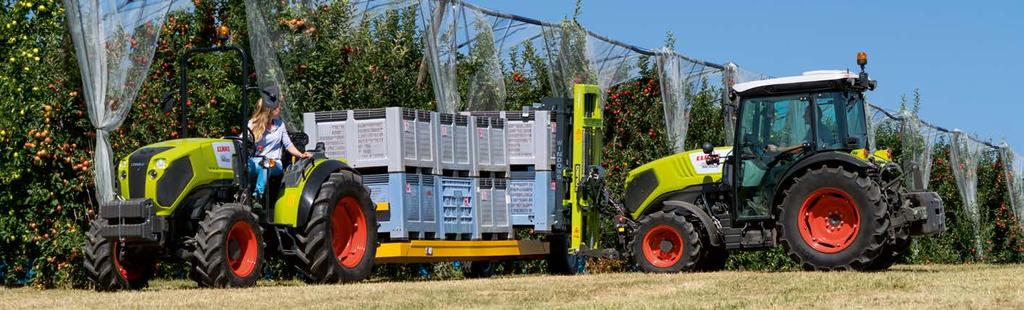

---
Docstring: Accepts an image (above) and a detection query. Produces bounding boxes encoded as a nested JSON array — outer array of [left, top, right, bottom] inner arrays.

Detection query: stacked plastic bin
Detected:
[[503, 110, 558, 233], [466, 114, 511, 239], [435, 113, 476, 240], [302, 107, 440, 240]]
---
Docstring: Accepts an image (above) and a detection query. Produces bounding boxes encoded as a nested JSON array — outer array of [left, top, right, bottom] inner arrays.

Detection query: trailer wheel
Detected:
[[546, 234, 585, 275], [630, 208, 701, 273], [777, 166, 889, 271], [298, 171, 377, 283], [84, 220, 156, 291], [191, 203, 264, 288], [461, 261, 496, 279]]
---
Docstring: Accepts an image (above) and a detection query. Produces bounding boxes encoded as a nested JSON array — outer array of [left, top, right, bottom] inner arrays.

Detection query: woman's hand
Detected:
[[299, 151, 312, 159]]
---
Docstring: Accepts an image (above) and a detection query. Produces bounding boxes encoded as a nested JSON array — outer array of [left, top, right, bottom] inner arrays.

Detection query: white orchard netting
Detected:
[[64, 0, 177, 203], [243, 0, 333, 129], [655, 49, 723, 151], [950, 130, 986, 260], [901, 111, 943, 191], [1003, 146, 1024, 231]]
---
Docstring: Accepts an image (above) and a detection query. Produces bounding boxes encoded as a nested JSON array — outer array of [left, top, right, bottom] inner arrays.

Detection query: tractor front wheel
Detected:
[[777, 166, 889, 271], [191, 203, 265, 288], [84, 220, 156, 291], [298, 171, 377, 284], [630, 208, 701, 273]]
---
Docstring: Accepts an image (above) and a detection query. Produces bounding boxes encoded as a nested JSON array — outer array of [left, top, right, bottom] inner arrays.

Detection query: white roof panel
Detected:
[[732, 70, 857, 93]]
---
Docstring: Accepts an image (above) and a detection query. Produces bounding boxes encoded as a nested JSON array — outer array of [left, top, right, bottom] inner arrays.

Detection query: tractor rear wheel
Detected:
[[84, 220, 156, 291], [191, 203, 265, 288], [777, 166, 889, 271], [297, 171, 377, 284], [630, 208, 701, 273], [866, 226, 911, 270]]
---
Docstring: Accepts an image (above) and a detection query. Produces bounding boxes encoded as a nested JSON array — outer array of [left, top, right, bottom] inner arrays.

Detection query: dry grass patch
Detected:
[[2, 264, 1023, 309]]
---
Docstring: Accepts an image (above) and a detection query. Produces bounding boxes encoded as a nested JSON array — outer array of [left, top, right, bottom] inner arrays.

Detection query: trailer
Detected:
[[299, 84, 610, 275]]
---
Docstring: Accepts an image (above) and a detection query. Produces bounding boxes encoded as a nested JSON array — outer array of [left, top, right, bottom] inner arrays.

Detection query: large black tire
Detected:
[[297, 171, 377, 283], [191, 203, 265, 288], [545, 234, 585, 275], [630, 208, 702, 273], [866, 227, 911, 270], [461, 261, 496, 279], [84, 220, 156, 291], [777, 166, 889, 271]]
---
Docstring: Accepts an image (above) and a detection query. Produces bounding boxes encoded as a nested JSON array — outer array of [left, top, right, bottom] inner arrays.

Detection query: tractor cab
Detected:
[[726, 67, 875, 220]]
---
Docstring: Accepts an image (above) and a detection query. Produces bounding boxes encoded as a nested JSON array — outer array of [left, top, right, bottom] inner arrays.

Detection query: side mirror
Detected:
[[702, 142, 715, 154], [161, 91, 177, 113]]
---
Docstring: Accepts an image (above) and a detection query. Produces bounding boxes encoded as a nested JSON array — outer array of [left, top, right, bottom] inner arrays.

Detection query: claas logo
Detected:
[[216, 146, 231, 152], [694, 154, 717, 161]]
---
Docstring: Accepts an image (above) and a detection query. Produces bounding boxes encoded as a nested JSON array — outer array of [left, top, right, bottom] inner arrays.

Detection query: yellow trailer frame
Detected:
[[375, 240, 550, 263]]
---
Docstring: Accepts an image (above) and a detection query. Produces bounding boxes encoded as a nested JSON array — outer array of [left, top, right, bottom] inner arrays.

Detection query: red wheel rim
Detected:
[[798, 188, 861, 254], [642, 224, 684, 268], [111, 242, 143, 281], [225, 220, 258, 278], [332, 196, 368, 269]]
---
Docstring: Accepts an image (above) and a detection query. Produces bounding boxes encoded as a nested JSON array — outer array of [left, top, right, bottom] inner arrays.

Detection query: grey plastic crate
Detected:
[[364, 172, 438, 240], [438, 176, 476, 240], [438, 113, 472, 172], [475, 177, 511, 239], [303, 107, 437, 172], [505, 110, 557, 169], [470, 115, 507, 173], [508, 170, 555, 233]]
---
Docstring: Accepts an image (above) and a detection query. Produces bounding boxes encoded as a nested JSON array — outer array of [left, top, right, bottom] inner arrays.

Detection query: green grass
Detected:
[[2, 264, 1023, 309]]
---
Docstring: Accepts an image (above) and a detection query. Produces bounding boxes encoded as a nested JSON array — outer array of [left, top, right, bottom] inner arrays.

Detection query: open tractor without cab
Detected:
[[619, 53, 946, 272]]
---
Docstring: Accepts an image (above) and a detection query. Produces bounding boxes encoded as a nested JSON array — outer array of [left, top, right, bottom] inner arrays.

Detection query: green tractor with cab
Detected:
[[619, 53, 946, 272], [84, 32, 377, 290]]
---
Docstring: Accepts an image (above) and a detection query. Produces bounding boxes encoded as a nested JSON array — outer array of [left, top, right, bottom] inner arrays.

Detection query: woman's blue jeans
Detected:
[[248, 157, 283, 198]]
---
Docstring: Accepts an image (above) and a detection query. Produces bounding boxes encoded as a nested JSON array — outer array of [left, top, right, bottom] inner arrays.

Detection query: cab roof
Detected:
[[732, 70, 860, 96]]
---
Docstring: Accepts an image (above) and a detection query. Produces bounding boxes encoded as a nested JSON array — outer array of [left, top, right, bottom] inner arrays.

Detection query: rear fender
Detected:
[[273, 159, 356, 228], [773, 152, 875, 211]]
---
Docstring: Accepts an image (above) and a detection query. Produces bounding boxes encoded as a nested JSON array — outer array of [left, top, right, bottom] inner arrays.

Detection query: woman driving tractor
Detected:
[[248, 85, 311, 198]]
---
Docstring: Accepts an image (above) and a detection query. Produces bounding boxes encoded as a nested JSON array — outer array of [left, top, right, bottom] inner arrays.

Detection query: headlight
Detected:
[[154, 158, 167, 169]]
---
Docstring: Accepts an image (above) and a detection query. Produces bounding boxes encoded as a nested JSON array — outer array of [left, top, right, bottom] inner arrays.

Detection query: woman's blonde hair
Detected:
[[249, 98, 275, 142]]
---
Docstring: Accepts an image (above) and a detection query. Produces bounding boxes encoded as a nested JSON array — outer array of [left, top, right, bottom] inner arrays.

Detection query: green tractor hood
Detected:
[[623, 147, 733, 219], [116, 138, 238, 215]]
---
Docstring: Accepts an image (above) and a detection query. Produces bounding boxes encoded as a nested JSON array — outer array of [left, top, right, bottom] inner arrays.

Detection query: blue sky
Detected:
[[474, 0, 1024, 150]]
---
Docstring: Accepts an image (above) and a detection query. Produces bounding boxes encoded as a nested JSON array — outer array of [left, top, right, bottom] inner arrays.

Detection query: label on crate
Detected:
[[356, 119, 386, 160], [316, 122, 347, 159], [506, 122, 534, 159], [508, 181, 534, 215]]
